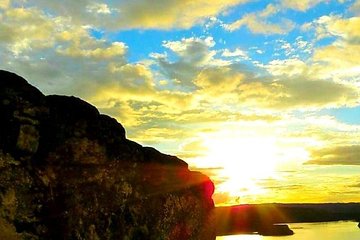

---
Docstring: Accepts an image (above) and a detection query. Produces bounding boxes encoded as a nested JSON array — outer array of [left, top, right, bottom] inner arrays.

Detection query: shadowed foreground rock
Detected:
[[0, 70, 215, 240]]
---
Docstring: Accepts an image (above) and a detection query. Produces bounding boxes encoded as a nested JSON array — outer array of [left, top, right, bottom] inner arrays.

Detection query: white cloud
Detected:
[[162, 36, 216, 63], [86, 3, 111, 14], [266, 58, 308, 77], [222, 48, 249, 59]]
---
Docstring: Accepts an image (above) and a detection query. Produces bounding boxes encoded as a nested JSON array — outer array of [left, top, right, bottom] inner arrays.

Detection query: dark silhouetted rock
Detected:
[[0, 70, 215, 240], [258, 224, 294, 236]]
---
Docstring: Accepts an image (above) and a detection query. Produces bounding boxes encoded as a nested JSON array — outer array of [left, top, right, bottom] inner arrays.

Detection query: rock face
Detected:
[[0, 70, 215, 240]]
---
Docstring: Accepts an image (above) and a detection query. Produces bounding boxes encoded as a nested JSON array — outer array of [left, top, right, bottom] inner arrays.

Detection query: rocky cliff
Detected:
[[0, 70, 215, 240]]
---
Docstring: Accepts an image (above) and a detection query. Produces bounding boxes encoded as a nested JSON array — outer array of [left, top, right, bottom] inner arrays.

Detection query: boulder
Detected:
[[0, 70, 215, 240]]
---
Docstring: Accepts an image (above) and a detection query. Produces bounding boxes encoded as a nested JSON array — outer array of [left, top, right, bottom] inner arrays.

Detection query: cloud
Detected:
[[280, 0, 324, 11], [306, 145, 360, 165], [57, 41, 127, 59], [178, 139, 209, 158], [0, 5, 136, 97], [192, 62, 359, 109], [224, 14, 295, 34], [150, 32, 359, 111], [263, 58, 360, 110], [1, 7, 358, 155], [114, 0, 250, 29], [4, 3, 354, 115], [259, 3, 279, 17], [108, 63, 155, 92], [1, 1, 359, 183], [0, 7, 57, 54], [0, 5, 128, 59], [221, 48, 249, 59], [283, 116, 360, 164], [162, 37, 215, 65], [21, 0, 113, 27], [203, 44, 359, 112], [350, 0, 360, 14], [307, 15, 360, 84], [266, 58, 308, 77], [224, 4, 295, 34], [314, 44, 360, 70], [0, 12, 209, 142], [194, 66, 245, 95], [181, 140, 207, 152], [22, 0, 250, 30], [0, 0, 9, 9], [314, 15, 360, 43], [86, 2, 111, 14], [271, 78, 358, 109], [154, 37, 217, 88]]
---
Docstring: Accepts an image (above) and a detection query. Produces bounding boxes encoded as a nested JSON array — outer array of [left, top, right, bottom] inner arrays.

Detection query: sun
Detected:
[[199, 133, 283, 199], [185, 124, 311, 204]]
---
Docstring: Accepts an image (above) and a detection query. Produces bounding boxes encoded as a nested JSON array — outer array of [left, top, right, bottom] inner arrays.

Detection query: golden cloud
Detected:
[[114, 0, 250, 29], [24, 0, 249, 30], [57, 42, 127, 59], [314, 44, 360, 68], [310, 16, 360, 82], [224, 4, 295, 34], [1, 7, 56, 54], [195, 66, 245, 94], [280, 0, 323, 11], [0, 0, 9, 9], [0, 5, 129, 60], [192, 63, 358, 109], [270, 78, 358, 109], [306, 145, 360, 165], [319, 16, 360, 43], [225, 14, 294, 34], [181, 139, 207, 152]]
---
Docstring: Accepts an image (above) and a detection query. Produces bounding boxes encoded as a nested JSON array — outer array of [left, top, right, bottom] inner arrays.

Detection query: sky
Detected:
[[0, 0, 359, 205]]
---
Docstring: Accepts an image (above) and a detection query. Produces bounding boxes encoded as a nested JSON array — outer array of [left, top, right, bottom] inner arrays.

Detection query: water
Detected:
[[216, 221, 360, 240]]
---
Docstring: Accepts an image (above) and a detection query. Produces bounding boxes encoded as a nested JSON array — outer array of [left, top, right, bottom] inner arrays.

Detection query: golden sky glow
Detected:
[[1, 0, 360, 205]]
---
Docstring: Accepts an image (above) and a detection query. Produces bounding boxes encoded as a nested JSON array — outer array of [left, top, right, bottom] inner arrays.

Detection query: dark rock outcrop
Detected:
[[0, 70, 215, 240], [257, 224, 294, 236]]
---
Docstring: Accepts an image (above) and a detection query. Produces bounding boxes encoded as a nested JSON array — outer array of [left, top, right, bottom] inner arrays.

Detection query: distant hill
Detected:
[[215, 203, 360, 236]]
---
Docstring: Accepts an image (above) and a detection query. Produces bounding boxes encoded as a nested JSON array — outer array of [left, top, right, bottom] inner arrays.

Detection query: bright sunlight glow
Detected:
[[185, 123, 312, 204], [204, 136, 279, 197]]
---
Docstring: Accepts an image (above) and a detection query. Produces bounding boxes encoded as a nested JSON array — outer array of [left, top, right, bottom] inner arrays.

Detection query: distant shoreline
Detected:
[[215, 203, 360, 236], [216, 221, 360, 239]]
